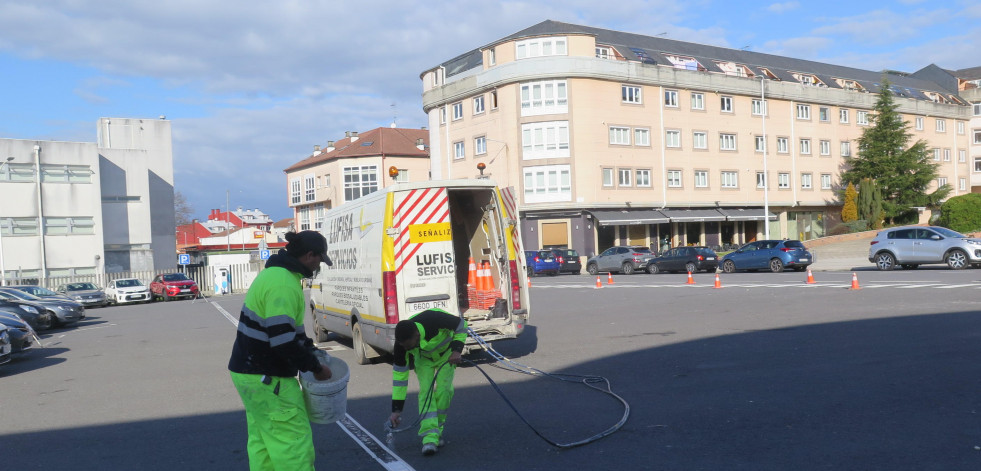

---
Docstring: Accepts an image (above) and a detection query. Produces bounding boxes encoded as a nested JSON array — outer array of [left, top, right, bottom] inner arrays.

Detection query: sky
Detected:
[[1, 0, 979, 221]]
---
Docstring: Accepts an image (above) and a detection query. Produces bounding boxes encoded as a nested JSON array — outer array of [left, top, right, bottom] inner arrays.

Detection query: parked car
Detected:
[[586, 246, 655, 275], [0, 311, 36, 353], [867, 225, 981, 270], [105, 278, 152, 305], [647, 246, 719, 274], [150, 273, 200, 301], [0, 297, 55, 331], [7, 285, 72, 301], [524, 250, 560, 277], [550, 248, 582, 274], [720, 240, 813, 273], [0, 287, 85, 326], [56, 282, 108, 308], [0, 324, 11, 366]]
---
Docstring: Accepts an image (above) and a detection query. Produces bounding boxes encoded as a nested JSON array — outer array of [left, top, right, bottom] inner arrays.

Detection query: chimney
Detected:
[[313, 145, 321, 156], [350, 131, 359, 142], [326, 140, 335, 152], [421, 126, 427, 130], [416, 138, 425, 151], [344, 131, 351, 138]]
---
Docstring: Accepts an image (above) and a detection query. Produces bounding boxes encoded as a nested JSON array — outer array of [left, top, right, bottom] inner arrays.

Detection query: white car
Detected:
[[105, 278, 152, 305]]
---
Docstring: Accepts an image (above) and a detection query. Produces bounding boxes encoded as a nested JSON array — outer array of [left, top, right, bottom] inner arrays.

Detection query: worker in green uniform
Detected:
[[388, 308, 469, 456], [228, 230, 333, 470]]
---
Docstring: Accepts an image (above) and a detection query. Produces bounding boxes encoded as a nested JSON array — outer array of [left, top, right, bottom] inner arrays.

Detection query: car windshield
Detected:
[[0, 289, 38, 301], [536, 251, 553, 258], [632, 247, 652, 253], [67, 283, 98, 291], [694, 248, 716, 255], [162, 273, 190, 282], [19, 286, 60, 297], [932, 227, 965, 238], [116, 279, 143, 287]]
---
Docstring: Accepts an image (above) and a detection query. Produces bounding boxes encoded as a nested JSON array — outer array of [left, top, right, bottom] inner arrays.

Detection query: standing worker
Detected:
[[388, 308, 469, 456], [228, 230, 334, 470]]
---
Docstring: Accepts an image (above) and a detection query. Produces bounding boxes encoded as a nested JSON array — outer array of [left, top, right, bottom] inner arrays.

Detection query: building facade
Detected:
[[420, 20, 973, 258], [952, 67, 981, 191]]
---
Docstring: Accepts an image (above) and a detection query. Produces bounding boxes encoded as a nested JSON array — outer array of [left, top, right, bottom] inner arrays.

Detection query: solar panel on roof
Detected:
[[629, 48, 657, 65], [361, 142, 373, 146]]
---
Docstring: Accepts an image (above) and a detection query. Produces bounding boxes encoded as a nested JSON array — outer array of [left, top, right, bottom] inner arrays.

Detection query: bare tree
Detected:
[[175, 191, 194, 226]]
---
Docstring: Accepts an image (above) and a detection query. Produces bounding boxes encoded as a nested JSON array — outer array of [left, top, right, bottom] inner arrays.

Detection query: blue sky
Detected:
[[1, 0, 979, 221]]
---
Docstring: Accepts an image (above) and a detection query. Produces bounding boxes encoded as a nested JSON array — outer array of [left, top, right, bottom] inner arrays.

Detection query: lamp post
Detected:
[[0, 156, 13, 286], [226, 190, 231, 253]]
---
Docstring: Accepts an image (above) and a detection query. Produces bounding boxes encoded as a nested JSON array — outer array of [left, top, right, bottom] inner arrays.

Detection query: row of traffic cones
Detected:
[[587, 267, 861, 290], [467, 257, 498, 309]]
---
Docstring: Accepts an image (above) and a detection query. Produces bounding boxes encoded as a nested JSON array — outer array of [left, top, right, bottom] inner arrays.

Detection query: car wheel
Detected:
[[352, 323, 372, 365], [874, 252, 895, 271], [163, 292, 171, 302], [900, 264, 918, 270], [945, 250, 968, 270], [37, 312, 55, 331], [587, 263, 598, 275], [685, 262, 697, 274], [527, 267, 534, 278], [621, 262, 634, 275], [769, 258, 784, 273], [722, 260, 736, 273], [647, 263, 659, 274]]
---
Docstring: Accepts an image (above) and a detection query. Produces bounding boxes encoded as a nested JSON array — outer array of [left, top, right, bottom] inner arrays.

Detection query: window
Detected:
[[488, 48, 496, 65], [290, 177, 301, 204], [515, 37, 567, 59], [393, 170, 408, 183], [602, 168, 614, 187], [799, 138, 811, 155], [663, 89, 678, 107], [609, 126, 631, 145], [343, 165, 379, 201], [665, 130, 681, 148], [840, 141, 851, 157], [801, 173, 812, 189], [440, 107, 446, 124], [719, 133, 736, 151], [938, 177, 948, 188], [819, 107, 829, 122], [523, 165, 571, 203], [45, 217, 95, 235], [490, 90, 498, 109], [933, 148, 940, 161], [756, 172, 767, 189], [299, 206, 310, 231], [693, 131, 707, 149], [623, 85, 643, 104], [820, 140, 831, 156], [821, 173, 832, 189], [473, 96, 485, 115], [752, 99, 767, 116], [796, 104, 811, 120], [959, 122, 965, 134], [721, 171, 738, 188], [0, 217, 39, 236], [936, 119, 946, 132], [304, 174, 316, 202], [974, 130, 981, 145], [0, 163, 34, 182], [778, 173, 790, 189], [691, 92, 704, 110], [694, 170, 708, 188], [840, 109, 849, 123], [40, 164, 94, 183], [667, 170, 682, 188], [475, 136, 487, 155], [960, 150, 967, 162], [596, 46, 613, 59], [452, 102, 463, 120], [777, 137, 789, 154], [522, 121, 570, 159], [636, 169, 651, 187], [976, 158, 981, 173], [960, 178, 967, 191], [454, 141, 466, 160], [618, 168, 632, 187], [975, 102, 981, 116], [943, 149, 950, 161], [634, 128, 651, 146], [857, 111, 869, 125], [520, 80, 568, 116], [754, 136, 765, 152], [915, 117, 924, 130], [720, 96, 733, 112]]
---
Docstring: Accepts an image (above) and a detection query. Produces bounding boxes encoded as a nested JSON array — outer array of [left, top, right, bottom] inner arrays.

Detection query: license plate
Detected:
[[544, 258, 553, 262], [180, 289, 191, 293], [706, 257, 716, 260], [799, 258, 809, 262], [410, 300, 449, 312]]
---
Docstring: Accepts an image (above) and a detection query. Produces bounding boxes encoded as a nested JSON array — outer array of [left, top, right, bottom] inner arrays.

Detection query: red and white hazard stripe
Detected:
[[499, 187, 522, 254], [393, 188, 448, 274]]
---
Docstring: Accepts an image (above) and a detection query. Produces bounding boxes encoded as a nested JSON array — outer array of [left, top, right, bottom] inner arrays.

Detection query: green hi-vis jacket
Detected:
[[391, 309, 468, 412]]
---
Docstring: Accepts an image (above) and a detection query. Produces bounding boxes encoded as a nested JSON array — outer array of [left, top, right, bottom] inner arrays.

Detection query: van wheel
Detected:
[[352, 323, 372, 365], [314, 323, 329, 343]]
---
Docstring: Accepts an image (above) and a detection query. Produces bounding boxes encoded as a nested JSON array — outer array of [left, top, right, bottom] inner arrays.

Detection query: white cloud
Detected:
[[812, 9, 951, 45], [760, 36, 834, 60], [767, 2, 800, 13]]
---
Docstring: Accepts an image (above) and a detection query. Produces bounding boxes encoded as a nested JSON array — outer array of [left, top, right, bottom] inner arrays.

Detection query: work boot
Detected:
[[422, 443, 438, 456]]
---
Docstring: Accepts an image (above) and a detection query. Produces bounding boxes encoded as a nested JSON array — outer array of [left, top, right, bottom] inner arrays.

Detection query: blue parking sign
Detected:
[[178, 254, 190, 265], [259, 249, 271, 260]]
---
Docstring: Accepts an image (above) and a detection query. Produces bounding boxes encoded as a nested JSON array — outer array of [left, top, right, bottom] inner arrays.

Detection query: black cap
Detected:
[[286, 230, 332, 266]]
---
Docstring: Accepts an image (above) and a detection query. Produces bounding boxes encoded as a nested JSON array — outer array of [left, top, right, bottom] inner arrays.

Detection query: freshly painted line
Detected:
[[935, 284, 981, 289], [895, 284, 944, 289]]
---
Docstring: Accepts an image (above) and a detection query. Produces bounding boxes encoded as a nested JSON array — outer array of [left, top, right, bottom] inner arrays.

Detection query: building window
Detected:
[[799, 138, 811, 155], [841, 141, 851, 157], [694, 170, 708, 188], [623, 85, 643, 104], [596, 46, 613, 59], [490, 90, 498, 109], [618, 168, 632, 187], [938, 177, 948, 188], [667, 170, 682, 188], [752, 99, 766, 116], [488, 48, 496, 65], [44, 217, 95, 235], [820, 140, 831, 156], [636, 169, 651, 187], [0, 217, 38, 236], [959, 122, 965, 134], [936, 119, 946, 132], [801, 173, 812, 189], [721, 171, 738, 188], [778, 173, 790, 189], [452, 102, 463, 120], [756, 172, 767, 189], [840, 109, 849, 123], [819, 107, 829, 122], [298, 207, 310, 231], [933, 148, 941, 161], [304, 174, 316, 202], [960, 178, 967, 191], [634, 128, 651, 146], [974, 102, 981, 116], [943, 149, 950, 161], [40, 164, 94, 183], [974, 130, 981, 144], [609, 126, 631, 145], [857, 111, 869, 125], [0, 163, 34, 182], [821, 173, 832, 189], [520, 80, 568, 116], [976, 158, 981, 173], [915, 117, 924, 130], [343, 165, 379, 202], [960, 150, 967, 162], [602, 168, 614, 187], [473, 96, 485, 115], [454, 141, 465, 160], [796, 104, 811, 120], [777, 137, 789, 154], [522, 121, 570, 159], [720, 96, 733, 113], [523, 165, 572, 203], [475, 136, 487, 156], [691, 92, 704, 110], [393, 170, 409, 183], [290, 177, 301, 204], [719, 133, 736, 151], [665, 130, 681, 148], [664, 89, 678, 107], [693, 131, 707, 149], [754, 136, 765, 152], [515, 37, 567, 59], [440, 107, 446, 124]]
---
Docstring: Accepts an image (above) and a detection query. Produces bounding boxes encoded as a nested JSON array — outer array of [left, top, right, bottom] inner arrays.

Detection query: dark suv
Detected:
[[524, 250, 560, 277], [549, 248, 582, 274], [647, 246, 719, 274]]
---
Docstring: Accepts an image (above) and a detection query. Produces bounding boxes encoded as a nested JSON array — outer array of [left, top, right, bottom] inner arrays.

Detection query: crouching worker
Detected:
[[228, 230, 334, 470], [388, 308, 469, 456]]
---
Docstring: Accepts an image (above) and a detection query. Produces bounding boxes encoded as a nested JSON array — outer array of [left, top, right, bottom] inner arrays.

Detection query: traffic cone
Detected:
[[527, 276, 532, 288], [607, 272, 615, 285], [849, 272, 861, 290], [467, 257, 477, 286], [595, 276, 602, 289], [713, 273, 722, 289], [686, 271, 695, 285], [467, 257, 478, 308], [806, 268, 815, 284]]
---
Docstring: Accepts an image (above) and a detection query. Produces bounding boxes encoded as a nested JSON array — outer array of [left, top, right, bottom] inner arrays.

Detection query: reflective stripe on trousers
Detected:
[[414, 355, 456, 445], [230, 372, 315, 471]]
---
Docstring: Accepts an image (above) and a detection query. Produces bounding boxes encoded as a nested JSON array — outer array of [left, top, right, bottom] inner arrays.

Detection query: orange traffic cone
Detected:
[[806, 268, 815, 284], [527, 276, 532, 288], [595, 276, 602, 289], [467, 257, 478, 308], [849, 272, 861, 290], [686, 271, 695, 285], [467, 257, 477, 286], [607, 272, 615, 285], [713, 273, 722, 289]]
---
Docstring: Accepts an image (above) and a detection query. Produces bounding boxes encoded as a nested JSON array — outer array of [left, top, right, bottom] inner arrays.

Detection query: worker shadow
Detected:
[[465, 324, 538, 366]]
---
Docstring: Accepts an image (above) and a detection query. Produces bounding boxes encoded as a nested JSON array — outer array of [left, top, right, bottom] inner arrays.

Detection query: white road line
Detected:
[[935, 284, 981, 289], [207, 298, 413, 470], [894, 284, 945, 289]]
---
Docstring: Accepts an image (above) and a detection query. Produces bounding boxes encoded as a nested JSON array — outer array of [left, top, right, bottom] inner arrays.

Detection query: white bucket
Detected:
[[300, 355, 350, 424]]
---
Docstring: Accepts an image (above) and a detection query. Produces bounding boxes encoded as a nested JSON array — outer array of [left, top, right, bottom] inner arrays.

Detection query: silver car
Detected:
[[57, 282, 108, 307], [586, 246, 655, 275], [0, 287, 85, 326], [105, 278, 152, 305], [0, 324, 11, 366], [868, 225, 981, 270]]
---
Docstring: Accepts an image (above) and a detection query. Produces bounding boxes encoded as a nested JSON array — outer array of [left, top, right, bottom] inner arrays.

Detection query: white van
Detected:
[[309, 179, 530, 364]]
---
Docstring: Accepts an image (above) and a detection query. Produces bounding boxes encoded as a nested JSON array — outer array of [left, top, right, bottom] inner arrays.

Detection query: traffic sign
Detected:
[[178, 254, 191, 265], [259, 249, 271, 260]]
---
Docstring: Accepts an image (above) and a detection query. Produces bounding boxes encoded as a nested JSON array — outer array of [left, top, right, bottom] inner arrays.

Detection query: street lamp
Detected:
[[0, 156, 13, 286]]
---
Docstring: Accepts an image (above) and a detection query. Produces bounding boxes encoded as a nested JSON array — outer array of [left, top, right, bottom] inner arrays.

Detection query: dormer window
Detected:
[[758, 68, 780, 80], [792, 72, 825, 87], [516, 37, 568, 59], [714, 61, 754, 78], [834, 78, 865, 92], [596, 46, 614, 59], [663, 54, 703, 71]]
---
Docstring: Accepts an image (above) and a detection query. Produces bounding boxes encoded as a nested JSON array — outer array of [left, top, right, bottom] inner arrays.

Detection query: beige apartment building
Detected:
[[420, 20, 973, 258], [283, 127, 430, 230], [953, 68, 981, 189]]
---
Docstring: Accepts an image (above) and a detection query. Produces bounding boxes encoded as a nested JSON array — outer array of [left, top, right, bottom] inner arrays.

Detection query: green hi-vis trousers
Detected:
[[415, 355, 457, 445], [230, 371, 315, 471]]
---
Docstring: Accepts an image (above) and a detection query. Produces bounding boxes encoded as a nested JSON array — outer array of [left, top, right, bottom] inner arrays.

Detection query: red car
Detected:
[[150, 273, 200, 301]]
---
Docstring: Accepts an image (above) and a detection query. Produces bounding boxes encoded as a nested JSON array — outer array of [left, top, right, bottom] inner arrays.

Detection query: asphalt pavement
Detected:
[[804, 236, 875, 272]]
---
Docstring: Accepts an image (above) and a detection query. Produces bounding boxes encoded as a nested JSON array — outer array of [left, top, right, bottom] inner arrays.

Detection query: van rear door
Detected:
[[392, 187, 457, 316]]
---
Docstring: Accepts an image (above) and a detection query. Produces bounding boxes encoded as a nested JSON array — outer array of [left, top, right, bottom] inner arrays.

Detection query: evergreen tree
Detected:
[[841, 182, 858, 222], [869, 182, 884, 229], [857, 178, 873, 221], [840, 77, 950, 224]]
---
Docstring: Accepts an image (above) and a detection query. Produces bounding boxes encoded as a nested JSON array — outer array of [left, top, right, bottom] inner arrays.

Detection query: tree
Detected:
[[841, 182, 858, 223], [175, 191, 194, 226], [858, 178, 883, 230], [840, 77, 950, 225]]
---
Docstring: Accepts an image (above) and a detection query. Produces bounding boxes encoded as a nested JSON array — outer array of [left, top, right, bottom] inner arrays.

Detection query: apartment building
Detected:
[[420, 20, 972, 257], [952, 67, 981, 192], [284, 127, 430, 229]]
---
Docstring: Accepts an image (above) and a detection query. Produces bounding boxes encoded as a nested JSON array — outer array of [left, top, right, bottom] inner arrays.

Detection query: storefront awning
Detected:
[[660, 209, 726, 222], [717, 208, 778, 221], [588, 209, 668, 226]]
